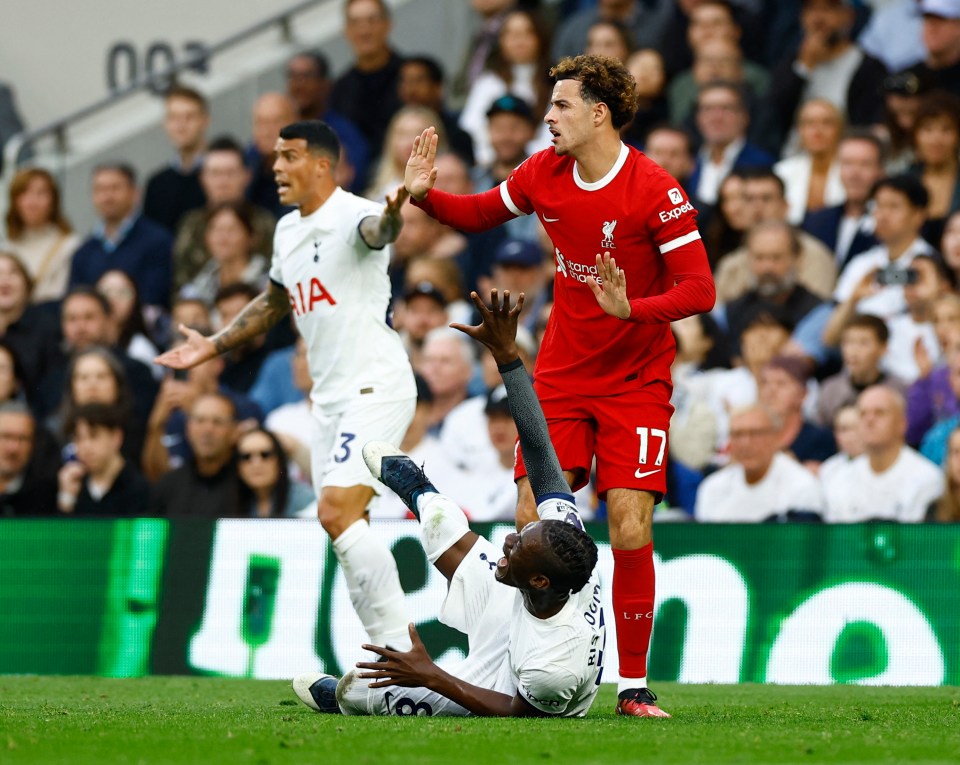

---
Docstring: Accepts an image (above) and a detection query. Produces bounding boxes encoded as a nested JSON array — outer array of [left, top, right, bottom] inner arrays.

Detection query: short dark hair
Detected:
[[645, 123, 694, 154], [278, 120, 341, 162], [92, 162, 137, 186], [840, 127, 886, 164], [164, 85, 208, 112], [214, 282, 259, 306], [549, 55, 639, 130], [842, 313, 890, 345], [288, 50, 330, 79], [740, 166, 786, 198], [206, 136, 246, 164], [540, 520, 599, 595], [402, 55, 444, 85], [65, 402, 127, 438], [205, 201, 255, 237], [870, 174, 929, 209], [697, 80, 748, 111], [64, 285, 112, 316], [345, 0, 390, 20], [913, 90, 960, 136]]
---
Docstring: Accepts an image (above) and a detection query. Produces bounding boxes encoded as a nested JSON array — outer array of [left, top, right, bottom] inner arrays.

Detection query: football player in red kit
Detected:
[[404, 55, 715, 717]]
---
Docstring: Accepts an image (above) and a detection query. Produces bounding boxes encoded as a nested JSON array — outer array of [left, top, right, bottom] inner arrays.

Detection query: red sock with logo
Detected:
[[612, 543, 655, 687]]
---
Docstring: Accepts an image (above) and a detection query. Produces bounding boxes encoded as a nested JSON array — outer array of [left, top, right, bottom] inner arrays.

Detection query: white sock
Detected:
[[332, 520, 412, 651], [416, 493, 470, 563], [617, 676, 647, 695]]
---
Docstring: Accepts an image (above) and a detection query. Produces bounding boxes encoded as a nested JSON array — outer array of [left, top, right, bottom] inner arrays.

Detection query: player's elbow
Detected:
[[690, 274, 717, 314]]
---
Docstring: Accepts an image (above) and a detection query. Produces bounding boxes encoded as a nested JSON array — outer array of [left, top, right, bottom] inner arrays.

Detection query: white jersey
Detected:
[[507, 567, 605, 716], [269, 188, 415, 413]]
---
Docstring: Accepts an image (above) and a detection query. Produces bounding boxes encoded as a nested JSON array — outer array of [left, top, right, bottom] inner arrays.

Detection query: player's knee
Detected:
[[317, 494, 355, 537]]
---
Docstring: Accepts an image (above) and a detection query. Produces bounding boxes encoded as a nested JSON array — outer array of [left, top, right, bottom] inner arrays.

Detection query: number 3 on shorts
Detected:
[[334, 432, 356, 464], [635, 426, 666, 478]]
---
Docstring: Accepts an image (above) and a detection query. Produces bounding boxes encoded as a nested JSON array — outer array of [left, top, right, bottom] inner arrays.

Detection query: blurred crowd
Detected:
[[1, 0, 960, 523]]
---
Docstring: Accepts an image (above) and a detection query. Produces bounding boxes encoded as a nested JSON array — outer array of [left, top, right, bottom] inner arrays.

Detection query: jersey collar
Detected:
[[572, 142, 628, 192]]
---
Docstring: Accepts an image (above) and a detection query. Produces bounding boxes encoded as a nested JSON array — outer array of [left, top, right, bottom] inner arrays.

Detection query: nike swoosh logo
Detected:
[[635, 468, 661, 479], [542, 216, 560, 222]]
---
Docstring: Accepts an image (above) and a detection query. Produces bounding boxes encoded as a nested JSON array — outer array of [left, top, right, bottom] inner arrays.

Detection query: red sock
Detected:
[[612, 543, 655, 681]]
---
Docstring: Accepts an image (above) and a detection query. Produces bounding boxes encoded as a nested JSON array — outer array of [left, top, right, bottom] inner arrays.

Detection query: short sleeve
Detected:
[[268, 240, 284, 287], [350, 198, 387, 250], [502, 156, 537, 218], [516, 665, 579, 715], [644, 171, 701, 255]]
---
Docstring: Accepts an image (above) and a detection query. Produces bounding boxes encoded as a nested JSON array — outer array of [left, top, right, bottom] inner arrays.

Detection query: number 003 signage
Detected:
[[0, 520, 956, 685]]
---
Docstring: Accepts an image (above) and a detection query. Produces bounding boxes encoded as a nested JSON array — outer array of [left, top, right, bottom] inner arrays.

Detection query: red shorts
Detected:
[[514, 379, 674, 500]]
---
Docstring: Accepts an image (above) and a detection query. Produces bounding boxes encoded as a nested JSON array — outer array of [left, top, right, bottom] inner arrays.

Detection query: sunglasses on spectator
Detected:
[[238, 449, 277, 462]]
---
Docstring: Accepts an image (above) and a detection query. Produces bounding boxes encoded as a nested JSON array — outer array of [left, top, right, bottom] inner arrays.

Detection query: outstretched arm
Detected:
[[357, 625, 546, 717], [358, 186, 409, 249], [452, 290, 570, 502], [155, 280, 291, 369]]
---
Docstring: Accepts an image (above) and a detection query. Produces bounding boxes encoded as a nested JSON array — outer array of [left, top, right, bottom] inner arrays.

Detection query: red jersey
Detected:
[[414, 143, 714, 397]]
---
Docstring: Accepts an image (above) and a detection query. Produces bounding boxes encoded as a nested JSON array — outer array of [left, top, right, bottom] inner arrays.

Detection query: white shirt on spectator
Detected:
[[774, 153, 845, 224], [882, 313, 940, 384], [696, 137, 745, 205], [822, 445, 943, 523], [832, 238, 935, 320], [695, 452, 826, 522]]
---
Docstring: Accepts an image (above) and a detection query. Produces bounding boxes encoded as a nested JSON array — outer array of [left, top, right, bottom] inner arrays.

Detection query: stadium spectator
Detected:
[[668, 36, 769, 127], [552, 0, 673, 62], [284, 52, 371, 192], [478, 239, 551, 334], [263, 337, 315, 484], [464, 383, 523, 521], [881, 68, 931, 173], [180, 203, 268, 307], [246, 91, 298, 216], [774, 99, 846, 224], [930, 423, 960, 520], [403, 254, 472, 326], [898, 0, 960, 98], [96, 269, 160, 378], [389, 195, 468, 294], [0, 252, 61, 401], [142, 86, 209, 233], [366, 106, 445, 201], [167, 296, 212, 349], [802, 130, 884, 271], [584, 19, 634, 63], [763, 0, 888, 157], [329, 0, 404, 157], [172, 137, 275, 291], [694, 403, 826, 522], [701, 169, 750, 266], [396, 281, 448, 370], [397, 56, 475, 165], [451, 0, 514, 106], [641, 125, 696, 196], [214, 283, 272, 394], [689, 81, 775, 206], [149, 392, 240, 517], [56, 402, 150, 516], [823, 384, 942, 521], [904, 293, 960, 444], [53, 346, 144, 467], [246, 326, 303, 416], [858, 0, 927, 72], [36, 287, 158, 424], [721, 220, 825, 352], [941, 209, 960, 281], [458, 8, 554, 167], [0, 340, 26, 408], [825, 175, 935, 343], [817, 314, 908, 428], [2, 168, 79, 303], [621, 49, 670, 148], [69, 163, 173, 312], [907, 90, 960, 246], [884, 254, 948, 383], [236, 427, 315, 517], [714, 168, 837, 302], [0, 401, 58, 516], [419, 327, 476, 432], [818, 403, 864, 487], [759, 355, 837, 464]]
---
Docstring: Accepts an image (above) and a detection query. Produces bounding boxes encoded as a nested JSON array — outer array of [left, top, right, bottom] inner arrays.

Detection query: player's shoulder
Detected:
[[276, 209, 301, 231], [334, 186, 384, 215], [627, 146, 685, 190]]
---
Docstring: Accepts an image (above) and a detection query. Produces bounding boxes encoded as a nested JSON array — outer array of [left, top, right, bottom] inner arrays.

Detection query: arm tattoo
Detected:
[[358, 212, 402, 250], [211, 282, 291, 354]]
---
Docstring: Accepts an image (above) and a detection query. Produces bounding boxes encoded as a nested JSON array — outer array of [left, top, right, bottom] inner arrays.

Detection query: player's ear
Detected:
[[529, 573, 551, 591], [593, 102, 609, 127]]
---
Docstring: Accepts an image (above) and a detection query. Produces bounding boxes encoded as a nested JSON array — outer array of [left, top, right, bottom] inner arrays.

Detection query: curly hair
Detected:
[[549, 55, 638, 129], [541, 519, 599, 595]]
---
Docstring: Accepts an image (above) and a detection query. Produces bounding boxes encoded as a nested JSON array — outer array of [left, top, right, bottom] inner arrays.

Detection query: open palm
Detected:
[[154, 324, 218, 370], [404, 126, 439, 200]]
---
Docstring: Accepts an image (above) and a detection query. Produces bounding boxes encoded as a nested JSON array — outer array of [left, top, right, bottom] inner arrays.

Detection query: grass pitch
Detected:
[[0, 678, 957, 765]]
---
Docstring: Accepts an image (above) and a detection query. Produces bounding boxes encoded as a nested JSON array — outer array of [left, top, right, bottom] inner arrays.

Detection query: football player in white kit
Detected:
[[156, 121, 418, 653], [293, 290, 606, 718]]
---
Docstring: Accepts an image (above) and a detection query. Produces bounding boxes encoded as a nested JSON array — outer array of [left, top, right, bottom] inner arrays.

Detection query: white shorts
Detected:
[[338, 536, 517, 717], [310, 394, 416, 495]]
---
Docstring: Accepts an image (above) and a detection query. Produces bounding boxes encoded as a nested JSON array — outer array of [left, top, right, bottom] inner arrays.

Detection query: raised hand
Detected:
[[587, 253, 631, 319], [451, 289, 524, 365], [356, 624, 438, 689], [405, 127, 439, 201], [154, 325, 218, 370]]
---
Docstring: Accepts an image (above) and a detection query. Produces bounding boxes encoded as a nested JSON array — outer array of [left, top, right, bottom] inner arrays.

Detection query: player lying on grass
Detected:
[[293, 289, 606, 717]]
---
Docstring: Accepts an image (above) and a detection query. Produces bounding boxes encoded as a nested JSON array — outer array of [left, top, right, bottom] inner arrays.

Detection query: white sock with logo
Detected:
[[617, 675, 647, 695], [331, 519, 413, 651]]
